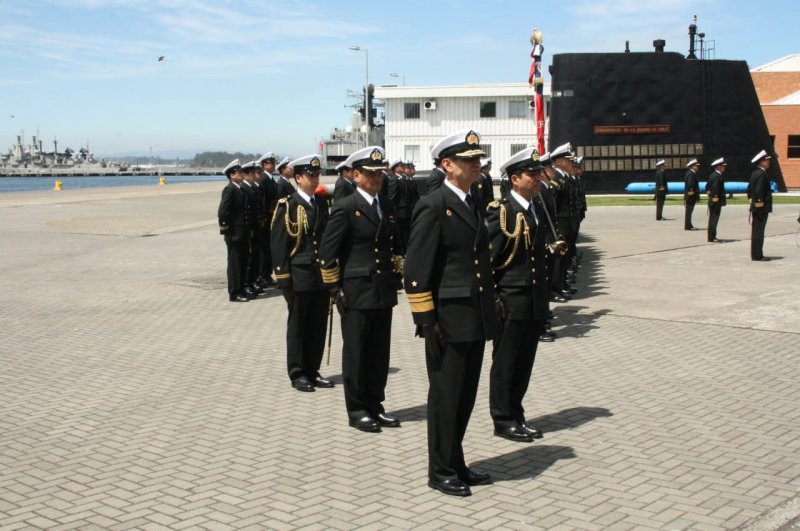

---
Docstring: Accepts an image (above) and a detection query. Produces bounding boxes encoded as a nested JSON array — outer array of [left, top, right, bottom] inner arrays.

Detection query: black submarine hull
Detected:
[[548, 52, 785, 193]]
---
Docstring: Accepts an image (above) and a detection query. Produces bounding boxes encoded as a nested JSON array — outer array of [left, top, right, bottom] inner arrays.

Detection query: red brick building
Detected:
[[751, 54, 800, 190]]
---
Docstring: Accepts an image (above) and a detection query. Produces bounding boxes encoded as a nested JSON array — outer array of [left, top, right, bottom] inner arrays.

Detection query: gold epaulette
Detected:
[[270, 197, 289, 229], [407, 291, 434, 313], [320, 263, 340, 284]]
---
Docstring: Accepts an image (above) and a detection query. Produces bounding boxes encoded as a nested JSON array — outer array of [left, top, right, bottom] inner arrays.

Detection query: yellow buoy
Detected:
[[158, 176, 167, 186], [54, 180, 63, 191]]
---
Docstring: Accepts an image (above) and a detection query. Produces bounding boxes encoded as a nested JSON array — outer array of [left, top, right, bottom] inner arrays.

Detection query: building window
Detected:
[[510, 144, 527, 156], [546, 100, 551, 116], [404, 102, 420, 119], [480, 101, 496, 118], [788, 135, 800, 159], [404, 145, 420, 164], [509, 100, 526, 118]]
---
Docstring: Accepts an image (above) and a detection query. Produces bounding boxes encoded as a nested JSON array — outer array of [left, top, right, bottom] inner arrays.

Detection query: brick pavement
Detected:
[[1, 184, 799, 529]]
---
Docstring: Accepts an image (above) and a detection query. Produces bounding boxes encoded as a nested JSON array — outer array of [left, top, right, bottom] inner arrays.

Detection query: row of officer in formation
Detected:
[[217, 131, 587, 497], [652, 150, 774, 261]]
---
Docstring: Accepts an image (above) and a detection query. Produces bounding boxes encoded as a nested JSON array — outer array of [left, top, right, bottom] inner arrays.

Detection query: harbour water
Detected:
[[0, 174, 225, 193]]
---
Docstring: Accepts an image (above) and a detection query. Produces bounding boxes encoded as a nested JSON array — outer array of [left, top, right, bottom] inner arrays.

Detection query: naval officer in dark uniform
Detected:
[[320, 146, 403, 433], [425, 159, 446, 194], [333, 161, 356, 201], [486, 148, 566, 444], [653, 159, 668, 220], [258, 153, 279, 287], [270, 154, 334, 392], [218, 159, 249, 302], [240, 161, 264, 297], [748, 150, 773, 261], [706, 157, 727, 242], [473, 157, 495, 214], [275, 157, 296, 200], [684, 159, 701, 230], [405, 129, 499, 497]]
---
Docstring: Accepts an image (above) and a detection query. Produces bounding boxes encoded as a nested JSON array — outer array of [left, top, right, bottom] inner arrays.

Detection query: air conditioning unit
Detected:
[[423, 100, 437, 111], [528, 99, 537, 110]]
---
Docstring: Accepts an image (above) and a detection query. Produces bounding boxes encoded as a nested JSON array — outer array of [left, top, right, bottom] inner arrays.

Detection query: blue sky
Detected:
[[1, 0, 797, 158]]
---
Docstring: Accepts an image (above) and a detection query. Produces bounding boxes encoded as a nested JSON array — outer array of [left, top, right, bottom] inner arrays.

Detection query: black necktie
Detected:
[[465, 194, 475, 212], [371, 198, 381, 219]]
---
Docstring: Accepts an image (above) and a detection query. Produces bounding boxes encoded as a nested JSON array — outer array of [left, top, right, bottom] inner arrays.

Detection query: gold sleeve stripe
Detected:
[[275, 273, 290, 280], [320, 270, 340, 283], [406, 291, 433, 301], [409, 300, 435, 313]]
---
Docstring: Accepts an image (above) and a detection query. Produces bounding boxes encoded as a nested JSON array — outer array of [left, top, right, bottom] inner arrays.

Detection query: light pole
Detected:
[[389, 72, 405, 86], [349, 45, 369, 147]]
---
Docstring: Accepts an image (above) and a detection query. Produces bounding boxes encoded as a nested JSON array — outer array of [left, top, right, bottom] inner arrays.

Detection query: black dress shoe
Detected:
[[460, 469, 492, 486], [376, 413, 401, 427], [752, 257, 770, 261], [557, 290, 573, 298], [243, 287, 259, 299], [428, 478, 471, 497], [546, 310, 554, 320], [494, 425, 534, 443], [522, 422, 544, 439], [550, 295, 569, 303], [229, 294, 249, 302], [349, 415, 381, 433], [539, 332, 556, 342], [708, 238, 721, 243], [291, 377, 315, 392], [313, 376, 335, 388], [563, 287, 578, 295]]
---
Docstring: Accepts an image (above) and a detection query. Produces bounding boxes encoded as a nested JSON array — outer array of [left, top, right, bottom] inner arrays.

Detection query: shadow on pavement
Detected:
[[527, 406, 613, 434], [388, 403, 427, 422], [549, 306, 611, 339], [470, 445, 576, 481]]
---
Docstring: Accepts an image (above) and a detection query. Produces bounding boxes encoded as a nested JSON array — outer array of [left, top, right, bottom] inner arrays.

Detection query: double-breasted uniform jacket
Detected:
[[270, 193, 329, 291], [706, 170, 726, 207], [473, 172, 495, 214], [538, 181, 559, 243], [319, 191, 400, 309], [654, 169, 668, 198], [333, 176, 356, 202], [241, 181, 259, 232], [684, 169, 699, 203], [218, 181, 248, 241], [396, 176, 419, 218], [404, 186, 500, 343], [748, 168, 773, 214], [486, 196, 550, 322], [261, 173, 279, 220], [276, 175, 295, 200], [425, 167, 446, 194]]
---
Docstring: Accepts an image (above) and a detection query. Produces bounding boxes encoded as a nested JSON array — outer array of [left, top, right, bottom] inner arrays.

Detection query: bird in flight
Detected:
[[158, 56, 165, 62]]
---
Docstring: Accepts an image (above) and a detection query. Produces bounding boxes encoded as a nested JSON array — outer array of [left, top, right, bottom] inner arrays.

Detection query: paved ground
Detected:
[[1, 183, 799, 530]]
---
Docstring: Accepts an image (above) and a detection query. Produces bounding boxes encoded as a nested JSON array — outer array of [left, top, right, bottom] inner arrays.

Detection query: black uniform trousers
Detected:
[[490, 318, 544, 429], [708, 205, 722, 241], [258, 224, 272, 279], [685, 199, 696, 229], [553, 217, 574, 291], [751, 211, 769, 260], [246, 227, 260, 284], [286, 290, 328, 381], [656, 196, 666, 220], [426, 340, 485, 482], [225, 237, 247, 296], [342, 307, 392, 417]]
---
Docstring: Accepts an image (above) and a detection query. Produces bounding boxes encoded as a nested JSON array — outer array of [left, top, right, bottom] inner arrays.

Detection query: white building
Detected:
[[374, 83, 551, 171]]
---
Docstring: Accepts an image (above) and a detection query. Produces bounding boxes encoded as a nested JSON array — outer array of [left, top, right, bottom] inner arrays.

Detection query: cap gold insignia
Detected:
[[466, 131, 479, 146], [370, 149, 382, 161], [531, 152, 539, 162], [311, 158, 321, 168]]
